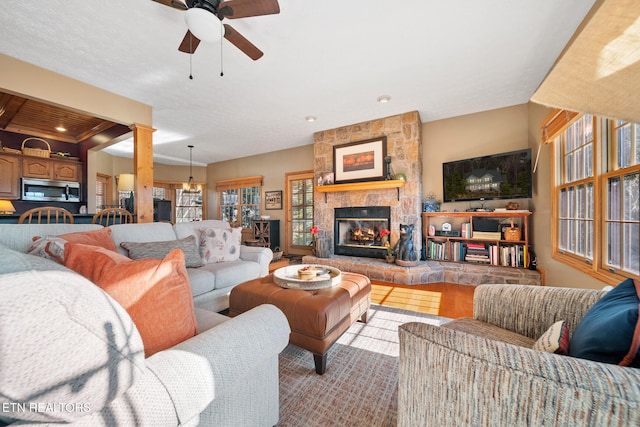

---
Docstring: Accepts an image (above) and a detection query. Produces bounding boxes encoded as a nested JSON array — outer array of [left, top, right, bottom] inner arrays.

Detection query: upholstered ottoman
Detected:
[[229, 272, 371, 374]]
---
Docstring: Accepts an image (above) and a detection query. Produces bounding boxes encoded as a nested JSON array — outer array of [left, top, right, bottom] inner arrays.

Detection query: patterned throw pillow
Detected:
[[28, 228, 118, 263], [199, 227, 242, 263], [26, 236, 67, 262], [533, 320, 570, 355], [120, 235, 203, 268]]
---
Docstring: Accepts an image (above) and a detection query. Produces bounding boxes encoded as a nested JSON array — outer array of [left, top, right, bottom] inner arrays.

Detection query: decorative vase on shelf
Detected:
[[385, 255, 396, 264]]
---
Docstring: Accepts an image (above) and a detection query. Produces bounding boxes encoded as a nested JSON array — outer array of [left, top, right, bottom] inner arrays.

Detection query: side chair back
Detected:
[[18, 207, 75, 224], [92, 208, 134, 226]]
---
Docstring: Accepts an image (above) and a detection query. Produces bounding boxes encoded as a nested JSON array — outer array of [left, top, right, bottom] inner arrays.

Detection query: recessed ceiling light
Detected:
[[305, 116, 317, 122], [377, 95, 391, 103], [55, 126, 67, 132]]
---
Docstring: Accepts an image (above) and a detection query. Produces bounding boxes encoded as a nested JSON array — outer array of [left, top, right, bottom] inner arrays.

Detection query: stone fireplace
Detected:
[[313, 111, 423, 259]]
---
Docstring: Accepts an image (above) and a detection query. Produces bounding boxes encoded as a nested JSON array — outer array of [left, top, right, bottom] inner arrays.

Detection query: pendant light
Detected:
[[183, 145, 202, 194]]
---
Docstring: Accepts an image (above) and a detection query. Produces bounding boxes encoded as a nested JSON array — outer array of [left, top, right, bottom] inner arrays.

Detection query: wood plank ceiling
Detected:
[[0, 90, 119, 144]]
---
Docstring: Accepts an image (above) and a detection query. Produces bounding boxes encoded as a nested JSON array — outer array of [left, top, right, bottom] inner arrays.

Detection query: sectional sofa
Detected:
[[0, 221, 290, 425], [0, 219, 273, 312]]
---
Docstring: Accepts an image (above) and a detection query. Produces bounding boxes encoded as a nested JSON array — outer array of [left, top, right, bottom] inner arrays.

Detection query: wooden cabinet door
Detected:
[[0, 154, 20, 199], [54, 162, 79, 181], [22, 157, 53, 179]]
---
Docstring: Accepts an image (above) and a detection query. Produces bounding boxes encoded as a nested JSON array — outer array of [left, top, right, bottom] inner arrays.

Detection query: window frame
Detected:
[[549, 111, 639, 284], [216, 176, 263, 229]]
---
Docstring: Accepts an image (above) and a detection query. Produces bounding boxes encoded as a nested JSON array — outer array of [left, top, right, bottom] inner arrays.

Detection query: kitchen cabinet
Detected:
[[23, 157, 80, 181], [0, 153, 20, 199]]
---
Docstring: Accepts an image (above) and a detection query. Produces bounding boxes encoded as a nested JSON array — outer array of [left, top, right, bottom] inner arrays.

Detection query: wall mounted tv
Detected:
[[442, 148, 532, 202]]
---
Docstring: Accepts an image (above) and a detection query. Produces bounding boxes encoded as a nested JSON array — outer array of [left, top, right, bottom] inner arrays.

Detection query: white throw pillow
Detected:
[[198, 227, 242, 263]]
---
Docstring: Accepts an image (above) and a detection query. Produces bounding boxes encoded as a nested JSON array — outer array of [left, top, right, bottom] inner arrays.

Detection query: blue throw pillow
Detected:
[[569, 278, 640, 367]]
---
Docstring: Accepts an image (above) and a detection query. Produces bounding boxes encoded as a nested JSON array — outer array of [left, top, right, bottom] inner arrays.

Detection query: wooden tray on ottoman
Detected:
[[229, 272, 371, 374]]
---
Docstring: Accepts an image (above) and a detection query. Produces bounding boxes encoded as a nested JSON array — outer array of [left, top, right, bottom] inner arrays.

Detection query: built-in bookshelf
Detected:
[[422, 211, 532, 269]]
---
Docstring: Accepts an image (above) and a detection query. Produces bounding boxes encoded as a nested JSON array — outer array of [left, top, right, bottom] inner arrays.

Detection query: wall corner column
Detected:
[[130, 123, 155, 223]]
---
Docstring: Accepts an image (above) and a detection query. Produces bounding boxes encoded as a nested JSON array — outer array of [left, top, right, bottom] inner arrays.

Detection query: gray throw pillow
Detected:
[[120, 235, 203, 268]]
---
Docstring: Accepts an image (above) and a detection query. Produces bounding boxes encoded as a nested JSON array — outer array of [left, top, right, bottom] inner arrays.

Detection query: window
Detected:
[[151, 180, 206, 223], [216, 176, 262, 228], [175, 189, 203, 223], [153, 187, 166, 200], [95, 174, 111, 209], [549, 111, 639, 283], [604, 121, 640, 276], [556, 115, 595, 260], [285, 171, 314, 255]]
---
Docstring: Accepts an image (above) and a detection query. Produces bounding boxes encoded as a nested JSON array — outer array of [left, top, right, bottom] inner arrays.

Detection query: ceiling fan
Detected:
[[152, 0, 280, 60]]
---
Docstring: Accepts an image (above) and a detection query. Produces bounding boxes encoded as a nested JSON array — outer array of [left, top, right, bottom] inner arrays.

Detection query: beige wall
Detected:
[[206, 144, 314, 247], [422, 104, 531, 211], [95, 151, 206, 183]]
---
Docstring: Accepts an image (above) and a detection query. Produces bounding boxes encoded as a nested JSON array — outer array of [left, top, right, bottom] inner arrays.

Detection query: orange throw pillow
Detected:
[[63, 242, 197, 356]]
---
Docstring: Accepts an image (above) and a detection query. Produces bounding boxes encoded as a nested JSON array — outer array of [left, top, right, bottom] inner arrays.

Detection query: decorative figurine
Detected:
[[396, 224, 417, 262], [385, 156, 394, 180]]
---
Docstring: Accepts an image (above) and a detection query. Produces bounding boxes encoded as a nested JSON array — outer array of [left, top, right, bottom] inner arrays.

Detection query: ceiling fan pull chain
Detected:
[[220, 24, 224, 77], [189, 34, 194, 79]]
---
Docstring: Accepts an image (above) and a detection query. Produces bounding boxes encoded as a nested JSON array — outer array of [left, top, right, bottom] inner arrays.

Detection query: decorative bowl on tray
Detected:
[[273, 264, 341, 290]]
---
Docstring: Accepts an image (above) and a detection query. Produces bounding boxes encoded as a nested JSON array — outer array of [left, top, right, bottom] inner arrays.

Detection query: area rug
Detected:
[[276, 304, 451, 427]]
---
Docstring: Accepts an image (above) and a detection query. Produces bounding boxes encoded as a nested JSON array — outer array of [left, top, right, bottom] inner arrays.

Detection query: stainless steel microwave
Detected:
[[21, 178, 81, 202]]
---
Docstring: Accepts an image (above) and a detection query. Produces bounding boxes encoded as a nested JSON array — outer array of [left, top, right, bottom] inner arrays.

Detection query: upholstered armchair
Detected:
[[398, 284, 640, 426]]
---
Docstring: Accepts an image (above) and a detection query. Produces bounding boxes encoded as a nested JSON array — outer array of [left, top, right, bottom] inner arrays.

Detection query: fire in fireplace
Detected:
[[334, 206, 391, 259]]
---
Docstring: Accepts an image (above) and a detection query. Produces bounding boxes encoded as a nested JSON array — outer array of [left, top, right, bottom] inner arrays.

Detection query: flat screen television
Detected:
[[442, 148, 532, 202]]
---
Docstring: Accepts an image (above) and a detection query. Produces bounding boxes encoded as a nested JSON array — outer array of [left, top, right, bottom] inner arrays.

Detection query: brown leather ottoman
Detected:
[[229, 272, 371, 374]]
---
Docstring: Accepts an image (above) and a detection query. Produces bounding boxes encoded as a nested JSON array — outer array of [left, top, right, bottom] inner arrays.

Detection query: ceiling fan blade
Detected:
[[151, 0, 188, 11], [178, 30, 202, 54], [223, 24, 263, 60], [218, 0, 280, 19]]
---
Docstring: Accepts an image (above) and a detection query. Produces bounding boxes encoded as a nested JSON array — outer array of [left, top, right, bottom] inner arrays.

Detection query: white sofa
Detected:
[[0, 232, 290, 426], [0, 220, 273, 312]]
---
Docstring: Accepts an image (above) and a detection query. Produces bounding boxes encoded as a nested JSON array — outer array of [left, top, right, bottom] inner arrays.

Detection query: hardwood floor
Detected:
[[370, 281, 475, 319]]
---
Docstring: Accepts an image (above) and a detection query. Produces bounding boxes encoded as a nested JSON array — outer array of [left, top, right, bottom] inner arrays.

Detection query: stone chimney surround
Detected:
[[313, 111, 423, 258]]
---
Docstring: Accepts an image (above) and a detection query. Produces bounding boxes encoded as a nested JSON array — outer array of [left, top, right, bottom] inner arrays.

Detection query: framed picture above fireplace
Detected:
[[333, 137, 387, 184]]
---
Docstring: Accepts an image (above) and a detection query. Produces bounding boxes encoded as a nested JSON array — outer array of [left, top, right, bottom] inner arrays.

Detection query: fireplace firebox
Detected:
[[334, 206, 391, 259]]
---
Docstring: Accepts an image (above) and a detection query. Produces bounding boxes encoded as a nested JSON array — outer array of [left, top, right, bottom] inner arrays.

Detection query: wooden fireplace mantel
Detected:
[[316, 179, 406, 201]]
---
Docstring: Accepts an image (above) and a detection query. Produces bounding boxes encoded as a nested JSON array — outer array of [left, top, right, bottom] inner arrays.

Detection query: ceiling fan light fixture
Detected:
[[185, 7, 222, 43]]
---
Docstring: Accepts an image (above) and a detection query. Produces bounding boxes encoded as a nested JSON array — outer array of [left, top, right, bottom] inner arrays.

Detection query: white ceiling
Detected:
[[0, 0, 595, 166]]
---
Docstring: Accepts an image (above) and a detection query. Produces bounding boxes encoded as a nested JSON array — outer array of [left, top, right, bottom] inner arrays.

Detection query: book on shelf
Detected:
[[461, 222, 472, 238], [464, 254, 490, 263], [499, 244, 526, 267], [427, 240, 448, 261], [466, 242, 486, 250], [472, 231, 502, 240]]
